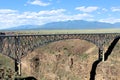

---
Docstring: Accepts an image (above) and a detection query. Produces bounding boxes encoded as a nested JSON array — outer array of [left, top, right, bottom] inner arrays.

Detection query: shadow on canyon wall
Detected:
[[15, 76, 37, 80], [89, 37, 119, 80]]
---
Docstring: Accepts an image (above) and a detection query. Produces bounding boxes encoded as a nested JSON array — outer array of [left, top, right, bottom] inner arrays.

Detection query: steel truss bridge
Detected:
[[0, 33, 120, 76]]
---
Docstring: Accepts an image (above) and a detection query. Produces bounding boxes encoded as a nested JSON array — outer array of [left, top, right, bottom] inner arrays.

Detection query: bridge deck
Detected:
[[0, 33, 120, 37]]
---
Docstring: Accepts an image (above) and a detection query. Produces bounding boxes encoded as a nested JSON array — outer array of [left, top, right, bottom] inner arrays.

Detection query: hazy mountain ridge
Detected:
[[4, 20, 120, 30]]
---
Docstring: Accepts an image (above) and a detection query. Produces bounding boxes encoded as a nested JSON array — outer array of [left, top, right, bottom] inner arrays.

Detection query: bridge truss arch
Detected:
[[0, 33, 119, 60], [0, 33, 120, 76]]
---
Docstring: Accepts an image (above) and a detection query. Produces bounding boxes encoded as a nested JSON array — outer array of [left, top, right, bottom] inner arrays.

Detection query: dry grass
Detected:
[[2, 29, 120, 34], [21, 39, 120, 80], [21, 39, 98, 80]]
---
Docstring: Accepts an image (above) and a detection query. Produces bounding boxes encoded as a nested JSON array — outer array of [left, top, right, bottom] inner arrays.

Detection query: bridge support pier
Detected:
[[98, 47, 105, 61], [102, 50, 105, 62], [18, 61, 21, 76], [15, 60, 21, 76]]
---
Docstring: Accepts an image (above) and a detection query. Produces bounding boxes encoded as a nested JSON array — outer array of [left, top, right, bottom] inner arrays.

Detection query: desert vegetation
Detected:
[[20, 39, 120, 80], [1, 29, 120, 35]]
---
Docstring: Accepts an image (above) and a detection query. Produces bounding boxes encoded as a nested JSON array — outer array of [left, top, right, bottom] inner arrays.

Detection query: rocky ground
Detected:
[[0, 39, 120, 80], [0, 54, 15, 79], [21, 39, 120, 80]]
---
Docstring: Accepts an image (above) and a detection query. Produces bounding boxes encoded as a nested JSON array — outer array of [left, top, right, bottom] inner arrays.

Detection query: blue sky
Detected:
[[0, 0, 120, 29]]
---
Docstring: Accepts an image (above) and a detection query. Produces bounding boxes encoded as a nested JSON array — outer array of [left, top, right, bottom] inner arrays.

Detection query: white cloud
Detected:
[[97, 8, 108, 14], [28, 0, 50, 6], [75, 6, 98, 13], [0, 9, 18, 14], [99, 18, 120, 23], [102, 8, 108, 12], [0, 9, 93, 29], [38, 9, 66, 15], [111, 7, 120, 12]]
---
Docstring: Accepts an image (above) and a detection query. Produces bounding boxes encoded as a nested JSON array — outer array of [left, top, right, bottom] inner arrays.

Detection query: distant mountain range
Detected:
[[4, 20, 120, 30]]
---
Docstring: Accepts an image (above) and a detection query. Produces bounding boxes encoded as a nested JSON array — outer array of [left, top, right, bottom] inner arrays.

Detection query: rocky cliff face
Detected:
[[21, 39, 120, 80]]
